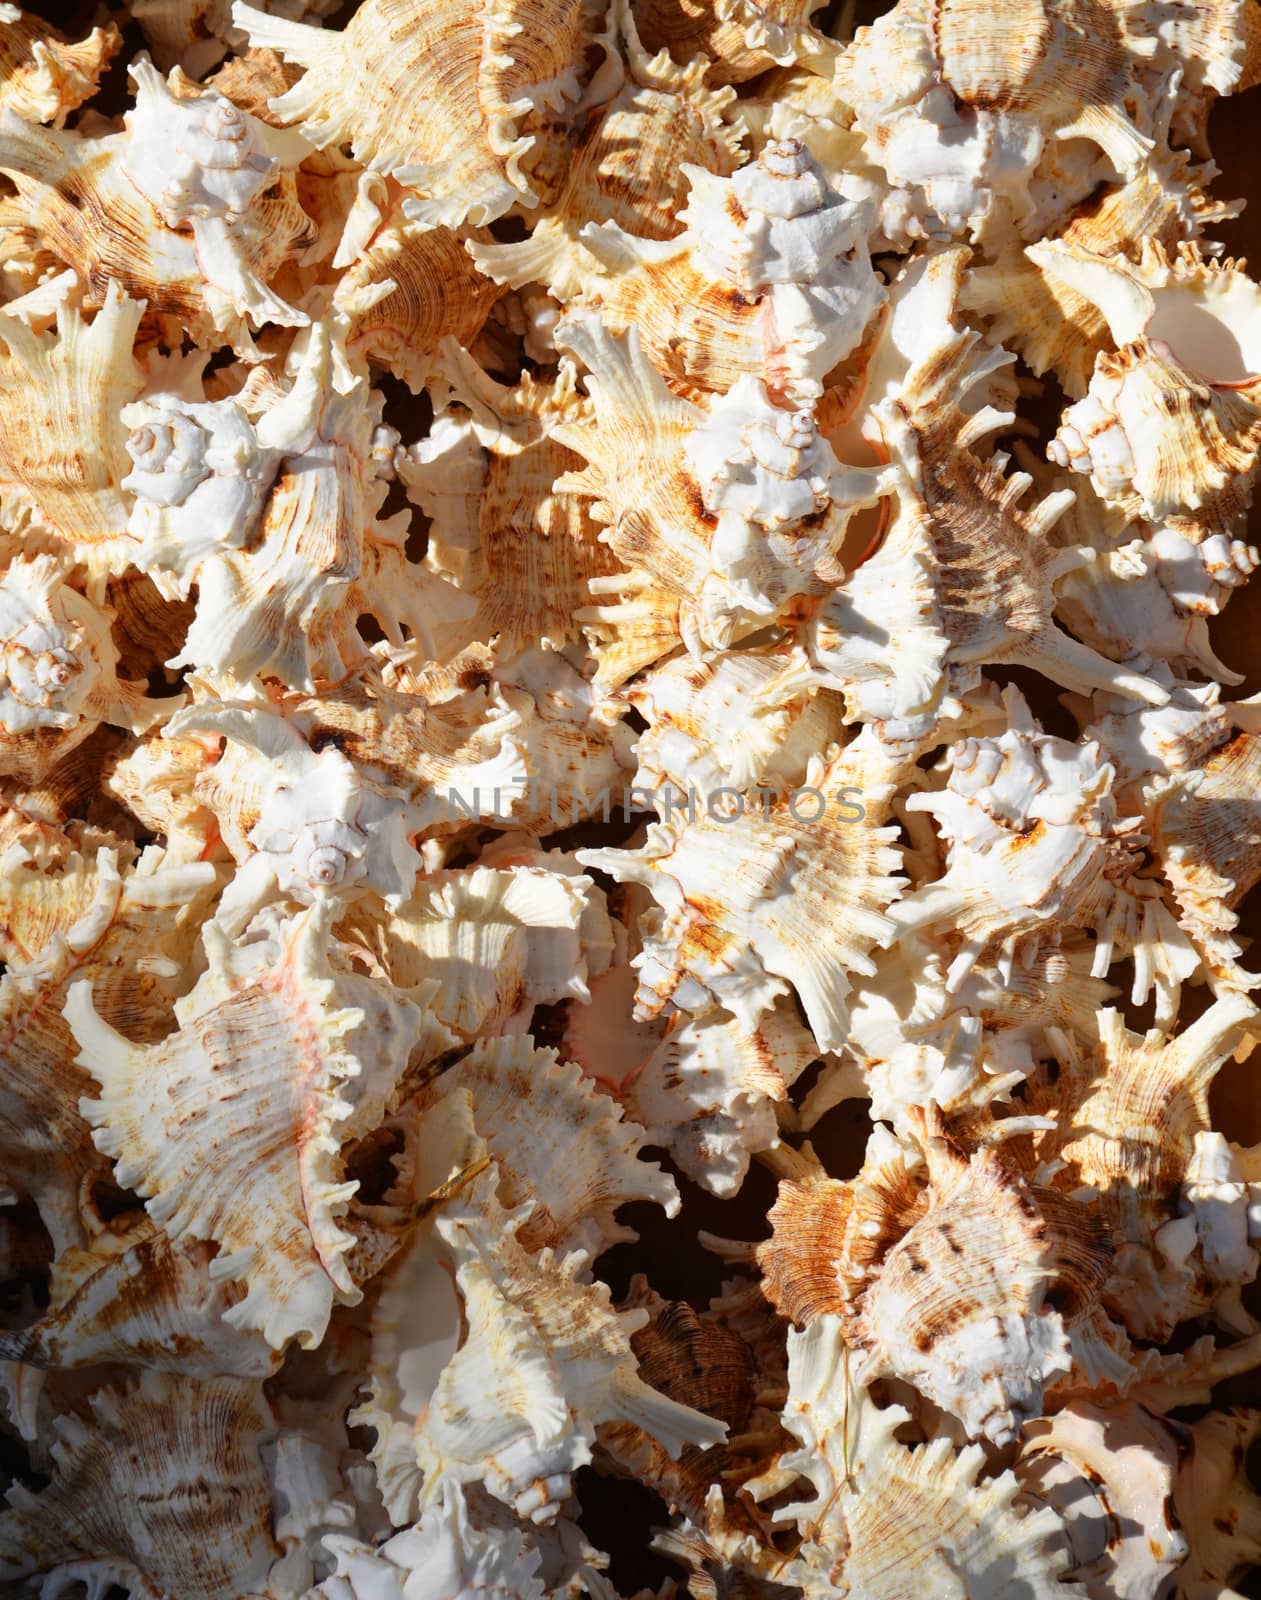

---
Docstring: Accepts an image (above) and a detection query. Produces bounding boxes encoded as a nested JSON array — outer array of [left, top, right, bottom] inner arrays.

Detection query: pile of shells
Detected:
[[2, 0, 1261, 1593]]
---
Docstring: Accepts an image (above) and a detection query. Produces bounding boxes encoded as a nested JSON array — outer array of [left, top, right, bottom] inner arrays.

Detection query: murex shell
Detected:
[[1, 0, 1261, 1595]]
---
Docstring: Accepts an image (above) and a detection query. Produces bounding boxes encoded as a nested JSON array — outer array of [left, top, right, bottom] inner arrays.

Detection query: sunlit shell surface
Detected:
[[2, 0, 1261, 1594]]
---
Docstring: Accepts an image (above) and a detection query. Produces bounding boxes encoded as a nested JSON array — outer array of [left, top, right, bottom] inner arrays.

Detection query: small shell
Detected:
[[165, 698, 425, 935], [166, 328, 463, 691], [623, 1001, 818, 1196], [766, 1316, 1079, 1597], [317, 1483, 549, 1600], [628, 649, 847, 803], [422, 1034, 678, 1256], [0, 7, 120, 126], [1014, 1400, 1187, 1599], [1146, 724, 1261, 984], [0, 1372, 281, 1598], [66, 904, 432, 1349], [232, 0, 596, 229], [0, 556, 165, 783], [551, 317, 893, 652], [0, 283, 145, 581], [0, 61, 314, 353], [572, 140, 886, 405], [579, 735, 904, 1054], [1046, 340, 1261, 536], [131, 0, 339, 78]]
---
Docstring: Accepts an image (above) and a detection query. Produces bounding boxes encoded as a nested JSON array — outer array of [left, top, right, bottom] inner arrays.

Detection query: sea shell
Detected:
[[397, 350, 623, 656], [0, 1211, 278, 1376], [352, 1090, 724, 1525], [0, 844, 216, 1258], [835, 0, 1157, 239], [0, 283, 145, 582], [763, 1315, 1081, 1597], [892, 687, 1197, 1022], [0, 59, 314, 353], [570, 140, 886, 405], [232, 0, 597, 229], [66, 904, 440, 1348], [327, 180, 502, 394], [1014, 1400, 1187, 1599], [0, 555, 165, 783], [631, 0, 835, 84], [467, 0, 745, 301], [0, 0, 1258, 1587], [131, 0, 340, 78], [164, 697, 425, 935], [579, 731, 904, 1052], [758, 1112, 1112, 1444], [0, 6, 121, 126], [551, 316, 894, 654], [0, 1371, 282, 1597]]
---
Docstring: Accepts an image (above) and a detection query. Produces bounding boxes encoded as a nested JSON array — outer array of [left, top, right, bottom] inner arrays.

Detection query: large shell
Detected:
[[0, 60, 314, 353], [551, 316, 893, 654], [758, 1114, 1112, 1444], [579, 733, 904, 1053], [352, 1091, 724, 1524], [66, 904, 441, 1348], [0, 1372, 281, 1597], [571, 140, 886, 405], [762, 1316, 1080, 1597], [232, 0, 597, 229]]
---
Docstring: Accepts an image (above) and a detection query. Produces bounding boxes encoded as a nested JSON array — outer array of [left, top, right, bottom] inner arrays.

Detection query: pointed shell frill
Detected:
[[0, 7, 121, 126], [232, 0, 597, 230]]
